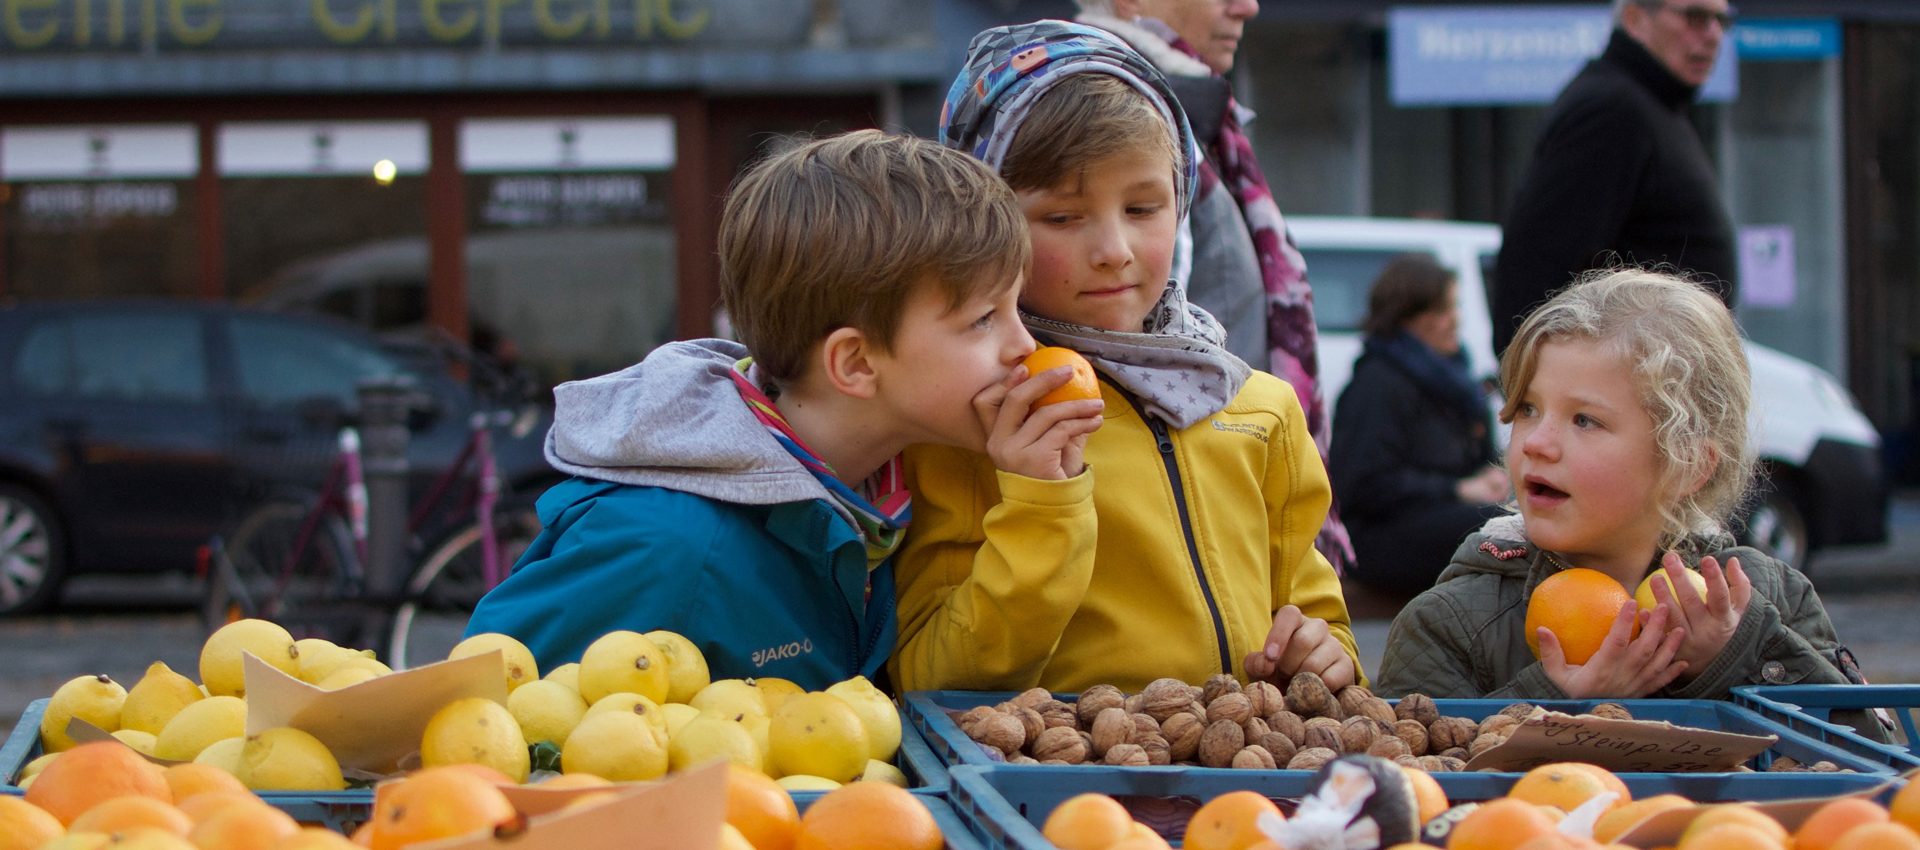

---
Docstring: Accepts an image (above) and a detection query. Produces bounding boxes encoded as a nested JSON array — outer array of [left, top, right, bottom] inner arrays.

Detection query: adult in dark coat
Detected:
[[1332, 255, 1508, 597], [1492, 0, 1737, 354]]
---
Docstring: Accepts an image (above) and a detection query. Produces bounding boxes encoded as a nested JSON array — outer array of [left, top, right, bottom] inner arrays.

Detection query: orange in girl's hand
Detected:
[[1022, 347, 1099, 407], [1525, 568, 1638, 664]]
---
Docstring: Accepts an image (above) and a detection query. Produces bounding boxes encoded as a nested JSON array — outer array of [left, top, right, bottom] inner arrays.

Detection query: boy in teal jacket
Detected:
[[464, 131, 1105, 689]]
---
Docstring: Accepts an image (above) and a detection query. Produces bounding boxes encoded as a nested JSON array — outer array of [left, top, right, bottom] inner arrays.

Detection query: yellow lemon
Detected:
[[193, 737, 246, 775], [766, 692, 868, 784], [508, 680, 588, 746], [643, 630, 711, 704], [774, 775, 841, 792], [755, 678, 805, 715], [315, 666, 380, 691], [577, 631, 668, 705], [19, 752, 58, 780], [155, 695, 248, 761], [544, 663, 581, 693], [862, 759, 910, 787], [449, 633, 539, 693], [690, 679, 768, 723], [42, 674, 127, 752], [1635, 569, 1712, 612], [420, 697, 530, 782], [585, 692, 670, 737], [120, 661, 204, 736], [201, 619, 299, 698], [824, 675, 901, 762], [662, 702, 702, 738], [293, 640, 372, 685], [561, 711, 667, 782], [110, 729, 159, 755], [237, 727, 346, 791], [746, 717, 772, 776], [668, 715, 761, 773]]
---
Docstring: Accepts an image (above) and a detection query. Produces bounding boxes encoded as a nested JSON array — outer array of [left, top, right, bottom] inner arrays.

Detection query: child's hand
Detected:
[[1243, 605, 1357, 692], [1647, 552, 1752, 683], [973, 365, 1104, 481], [1540, 601, 1689, 698]]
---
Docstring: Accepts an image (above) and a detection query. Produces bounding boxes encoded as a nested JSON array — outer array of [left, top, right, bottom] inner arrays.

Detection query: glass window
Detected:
[[229, 317, 405, 407], [12, 318, 72, 395], [1299, 248, 1441, 332], [65, 314, 208, 401]]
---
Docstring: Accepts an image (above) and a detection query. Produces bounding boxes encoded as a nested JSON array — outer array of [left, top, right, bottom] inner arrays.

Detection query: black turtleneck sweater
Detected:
[[1492, 29, 1737, 354]]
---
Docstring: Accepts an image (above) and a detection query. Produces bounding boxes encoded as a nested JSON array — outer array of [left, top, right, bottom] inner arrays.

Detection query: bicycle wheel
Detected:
[[206, 498, 360, 636], [388, 505, 540, 669]]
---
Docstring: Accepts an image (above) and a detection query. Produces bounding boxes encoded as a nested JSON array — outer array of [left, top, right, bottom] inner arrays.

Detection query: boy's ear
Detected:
[[819, 327, 880, 400]]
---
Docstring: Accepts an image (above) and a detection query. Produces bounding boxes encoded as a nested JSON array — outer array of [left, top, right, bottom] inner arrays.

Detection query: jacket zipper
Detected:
[[1147, 416, 1235, 675]]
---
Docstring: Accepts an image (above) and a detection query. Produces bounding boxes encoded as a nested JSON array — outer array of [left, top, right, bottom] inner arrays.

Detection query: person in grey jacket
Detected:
[[1377, 269, 1884, 740]]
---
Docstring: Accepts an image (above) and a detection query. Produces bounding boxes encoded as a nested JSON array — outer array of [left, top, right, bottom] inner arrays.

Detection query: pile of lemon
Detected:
[[19, 620, 901, 796]]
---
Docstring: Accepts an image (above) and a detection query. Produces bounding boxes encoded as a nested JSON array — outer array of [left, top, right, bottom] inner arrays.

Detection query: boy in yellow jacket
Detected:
[[890, 21, 1361, 694]]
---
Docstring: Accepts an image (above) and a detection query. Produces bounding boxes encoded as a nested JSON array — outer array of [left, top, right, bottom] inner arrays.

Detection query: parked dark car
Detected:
[[0, 301, 560, 615]]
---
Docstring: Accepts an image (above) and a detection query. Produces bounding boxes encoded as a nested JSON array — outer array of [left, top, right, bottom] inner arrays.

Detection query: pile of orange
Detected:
[[721, 764, 939, 850], [1524, 568, 1638, 664]]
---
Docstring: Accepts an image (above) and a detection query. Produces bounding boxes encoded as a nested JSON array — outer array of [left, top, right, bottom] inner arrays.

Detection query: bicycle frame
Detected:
[[403, 410, 508, 592]]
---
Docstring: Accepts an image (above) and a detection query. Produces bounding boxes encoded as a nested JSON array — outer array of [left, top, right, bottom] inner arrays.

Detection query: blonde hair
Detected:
[[718, 130, 1029, 389], [1499, 268, 1754, 549]]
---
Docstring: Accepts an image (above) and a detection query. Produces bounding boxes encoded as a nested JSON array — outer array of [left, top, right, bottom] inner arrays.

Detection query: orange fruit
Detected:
[[186, 803, 299, 850], [1891, 777, 1920, 833], [794, 782, 941, 850], [70, 796, 192, 836], [560, 791, 622, 813], [1446, 798, 1558, 850], [28, 741, 174, 824], [1509, 763, 1621, 814], [1832, 822, 1920, 850], [177, 792, 266, 826], [539, 773, 612, 790], [1023, 347, 1099, 407], [164, 764, 250, 806], [1594, 794, 1691, 844], [1795, 798, 1891, 850], [1560, 764, 1630, 806], [367, 767, 519, 850], [1184, 790, 1282, 850], [1678, 806, 1788, 847], [1401, 767, 1449, 825], [0, 795, 66, 850], [272, 829, 361, 850], [439, 763, 515, 786], [1043, 794, 1135, 850], [1110, 833, 1173, 850], [1514, 836, 1599, 850], [348, 822, 373, 848], [720, 823, 758, 850], [1524, 568, 1636, 663], [725, 765, 800, 850], [1678, 823, 1788, 850], [99, 828, 196, 850]]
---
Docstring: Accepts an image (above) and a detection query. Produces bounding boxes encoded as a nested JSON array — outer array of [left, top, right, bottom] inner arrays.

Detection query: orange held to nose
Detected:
[[1023, 347, 1099, 407], [1525, 568, 1637, 664]]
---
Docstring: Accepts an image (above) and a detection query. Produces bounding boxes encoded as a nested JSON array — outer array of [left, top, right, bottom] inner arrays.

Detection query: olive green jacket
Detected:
[[1375, 515, 1885, 739]]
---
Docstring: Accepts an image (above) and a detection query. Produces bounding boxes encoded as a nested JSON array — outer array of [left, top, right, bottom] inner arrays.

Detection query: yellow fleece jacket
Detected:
[[890, 371, 1363, 694]]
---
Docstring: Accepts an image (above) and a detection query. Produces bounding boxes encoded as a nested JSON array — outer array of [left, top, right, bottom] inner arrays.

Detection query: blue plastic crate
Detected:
[[1734, 685, 1920, 771], [944, 763, 1897, 850], [905, 691, 1901, 778]]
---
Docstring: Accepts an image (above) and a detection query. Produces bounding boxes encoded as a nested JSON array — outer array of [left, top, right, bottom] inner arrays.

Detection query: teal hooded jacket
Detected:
[[464, 340, 897, 690]]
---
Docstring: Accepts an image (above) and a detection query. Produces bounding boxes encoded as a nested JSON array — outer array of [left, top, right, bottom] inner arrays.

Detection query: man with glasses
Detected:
[[1490, 0, 1738, 354]]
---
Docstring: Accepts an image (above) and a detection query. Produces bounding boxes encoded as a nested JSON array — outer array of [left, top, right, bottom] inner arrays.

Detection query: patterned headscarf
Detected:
[[941, 20, 1251, 430]]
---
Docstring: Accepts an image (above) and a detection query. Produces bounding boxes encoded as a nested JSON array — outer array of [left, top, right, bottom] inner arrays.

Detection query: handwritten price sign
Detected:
[[1463, 711, 1776, 773]]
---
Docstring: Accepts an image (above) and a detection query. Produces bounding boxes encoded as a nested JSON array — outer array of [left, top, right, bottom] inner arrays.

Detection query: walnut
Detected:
[[1392, 719, 1430, 756], [1037, 699, 1078, 730], [1394, 755, 1423, 768], [1428, 717, 1478, 751], [1334, 686, 1376, 717], [994, 701, 1020, 714], [1030, 726, 1089, 764], [1242, 716, 1271, 742], [1010, 688, 1053, 711], [1091, 707, 1134, 757], [1395, 694, 1440, 727], [1124, 693, 1145, 715], [1768, 756, 1801, 772], [1232, 745, 1277, 770], [1207, 693, 1254, 726], [1302, 717, 1343, 752], [1161, 713, 1205, 761], [1267, 711, 1306, 746], [1437, 756, 1468, 772], [1202, 674, 1242, 705], [1468, 733, 1506, 759], [1142, 678, 1194, 721], [1040, 759, 1071, 766], [1477, 714, 1520, 739], [1184, 700, 1209, 722], [1104, 744, 1150, 767], [1258, 731, 1298, 764], [1339, 717, 1384, 753], [974, 712, 1027, 755], [1589, 702, 1633, 721], [1810, 761, 1843, 773], [955, 706, 999, 736], [1008, 754, 1040, 765], [1285, 672, 1332, 717], [1011, 707, 1045, 747], [1357, 698, 1398, 727], [1076, 685, 1125, 727], [1130, 713, 1162, 742], [1287, 747, 1338, 771], [1244, 681, 1285, 717], [1416, 755, 1447, 773], [1439, 747, 1469, 763], [1498, 703, 1539, 723], [1199, 719, 1246, 768], [1138, 734, 1172, 765], [1368, 734, 1412, 760]]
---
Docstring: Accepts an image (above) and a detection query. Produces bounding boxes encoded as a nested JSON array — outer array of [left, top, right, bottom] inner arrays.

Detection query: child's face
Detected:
[[1507, 338, 1669, 568], [1016, 148, 1177, 333], [868, 274, 1035, 452]]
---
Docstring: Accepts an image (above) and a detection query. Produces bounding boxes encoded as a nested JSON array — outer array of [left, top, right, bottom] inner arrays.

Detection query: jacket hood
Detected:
[[1434, 512, 1744, 587], [544, 339, 835, 509]]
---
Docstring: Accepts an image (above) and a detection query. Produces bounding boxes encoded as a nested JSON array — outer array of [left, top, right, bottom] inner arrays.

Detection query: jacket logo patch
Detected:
[[1211, 420, 1268, 443], [1478, 541, 1528, 560], [752, 639, 814, 668]]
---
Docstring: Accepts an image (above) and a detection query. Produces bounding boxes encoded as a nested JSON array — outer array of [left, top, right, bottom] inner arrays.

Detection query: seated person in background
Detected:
[[1330, 253, 1508, 597]]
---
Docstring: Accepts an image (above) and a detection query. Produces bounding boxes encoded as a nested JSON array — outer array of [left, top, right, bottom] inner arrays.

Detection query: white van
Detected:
[[1288, 216, 1887, 569]]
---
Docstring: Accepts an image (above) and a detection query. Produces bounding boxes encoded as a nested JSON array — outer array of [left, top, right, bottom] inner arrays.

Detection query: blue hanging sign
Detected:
[[1734, 18, 1841, 61]]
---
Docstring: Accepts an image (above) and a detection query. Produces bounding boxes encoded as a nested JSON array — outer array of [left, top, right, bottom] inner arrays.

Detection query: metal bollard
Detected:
[[356, 377, 415, 605]]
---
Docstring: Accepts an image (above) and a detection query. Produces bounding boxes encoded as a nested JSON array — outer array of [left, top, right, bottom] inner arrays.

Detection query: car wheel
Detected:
[[0, 484, 66, 616], [1742, 483, 1811, 573]]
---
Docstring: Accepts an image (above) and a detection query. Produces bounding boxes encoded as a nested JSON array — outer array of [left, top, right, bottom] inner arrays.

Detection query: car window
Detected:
[[229, 316, 406, 407], [1298, 248, 1442, 331], [51, 314, 210, 402], [12, 319, 72, 396]]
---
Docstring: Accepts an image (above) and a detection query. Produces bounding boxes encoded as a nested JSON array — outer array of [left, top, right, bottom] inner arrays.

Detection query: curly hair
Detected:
[[1499, 268, 1754, 550]]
